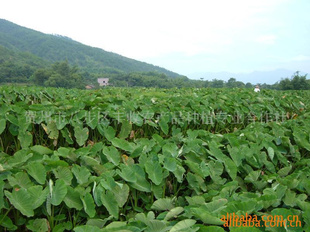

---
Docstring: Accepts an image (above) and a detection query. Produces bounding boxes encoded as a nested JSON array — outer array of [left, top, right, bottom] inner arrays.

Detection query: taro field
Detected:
[[0, 86, 310, 232]]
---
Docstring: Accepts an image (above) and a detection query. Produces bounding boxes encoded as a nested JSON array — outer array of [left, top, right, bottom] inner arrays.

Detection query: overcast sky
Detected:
[[1, 0, 310, 79]]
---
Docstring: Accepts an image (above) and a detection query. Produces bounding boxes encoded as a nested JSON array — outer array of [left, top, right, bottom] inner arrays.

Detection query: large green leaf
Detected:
[[0, 215, 17, 231], [81, 192, 96, 218], [0, 180, 5, 210], [54, 114, 68, 130], [61, 127, 74, 144], [159, 116, 169, 135], [111, 183, 130, 208], [267, 146, 275, 160], [225, 199, 260, 214], [164, 207, 184, 221], [277, 165, 292, 177], [170, 219, 197, 232], [5, 189, 34, 217], [230, 227, 261, 232], [41, 121, 59, 140], [111, 138, 135, 152], [186, 196, 205, 206], [116, 164, 137, 182], [208, 142, 237, 180], [72, 164, 91, 185], [227, 145, 244, 167], [293, 127, 310, 151], [86, 218, 109, 228], [283, 189, 297, 207], [28, 185, 49, 209], [144, 220, 167, 232], [186, 172, 207, 193], [0, 118, 6, 135], [135, 211, 156, 225], [26, 162, 46, 185], [7, 172, 33, 189], [162, 143, 178, 158], [18, 130, 33, 148], [55, 147, 78, 161], [196, 226, 225, 232], [266, 208, 303, 232], [30, 145, 53, 155], [7, 149, 33, 168], [86, 110, 99, 129], [50, 179, 67, 206], [102, 146, 120, 166], [151, 198, 174, 211], [74, 225, 102, 232], [130, 113, 144, 126], [117, 164, 151, 192], [190, 207, 223, 225], [103, 126, 116, 141], [64, 186, 83, 210], [101, 190, 119, 219], [208, 160, 224, 182], [26, 218, 49, 232], [163, 157, 177, 172], [173, 164, 186, 183], [118, 120, 132, 139], [53, 166, 73, 185], [145, 159, 164, 185], [204, 199, 228, 214], [74, 126, 89, 146]]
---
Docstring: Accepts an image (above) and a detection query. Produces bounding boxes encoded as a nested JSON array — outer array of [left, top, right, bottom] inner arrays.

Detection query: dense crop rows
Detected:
[[0, 86, 310, 232]]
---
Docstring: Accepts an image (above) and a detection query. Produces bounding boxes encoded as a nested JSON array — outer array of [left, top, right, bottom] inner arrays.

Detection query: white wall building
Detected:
[[97, 78, 109, 86]]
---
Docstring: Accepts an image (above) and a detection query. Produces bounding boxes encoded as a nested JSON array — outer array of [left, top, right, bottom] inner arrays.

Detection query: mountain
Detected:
[[0, 19, 180, 77], [188, 69, 306, 85]]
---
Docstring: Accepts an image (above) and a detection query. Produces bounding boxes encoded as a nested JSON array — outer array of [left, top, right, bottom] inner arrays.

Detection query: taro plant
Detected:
[[0, 86, 310, 231]]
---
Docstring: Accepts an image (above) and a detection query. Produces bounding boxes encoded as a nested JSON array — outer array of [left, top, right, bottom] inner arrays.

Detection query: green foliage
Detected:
[[4, 188, 35, 217], [32, 60, 86, 89], [0, 19, 180, 78], [32, 68, 52, 85], [1, 86, 310, 231], [278, 71, 310, 90], [0, 45, 47, 83]]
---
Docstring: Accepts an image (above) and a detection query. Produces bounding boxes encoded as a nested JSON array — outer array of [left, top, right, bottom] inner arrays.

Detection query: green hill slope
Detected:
[[0, 19, 180, 77]]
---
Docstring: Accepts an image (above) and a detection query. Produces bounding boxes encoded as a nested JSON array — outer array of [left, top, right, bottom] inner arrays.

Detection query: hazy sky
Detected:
[[1, 0, 310, 77]]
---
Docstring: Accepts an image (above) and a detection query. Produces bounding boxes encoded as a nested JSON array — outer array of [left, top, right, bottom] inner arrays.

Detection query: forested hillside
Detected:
[[0, 19, 308, 90], [0, 19, 180, 77]]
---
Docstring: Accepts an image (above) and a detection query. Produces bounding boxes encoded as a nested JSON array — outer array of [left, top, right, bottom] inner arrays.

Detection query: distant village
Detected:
[[85, 78, 109, 89]]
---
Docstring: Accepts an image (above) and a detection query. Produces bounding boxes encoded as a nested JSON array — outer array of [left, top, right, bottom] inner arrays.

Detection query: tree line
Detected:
[[108, 71, 310, 90], [0, 59, 309, 90]]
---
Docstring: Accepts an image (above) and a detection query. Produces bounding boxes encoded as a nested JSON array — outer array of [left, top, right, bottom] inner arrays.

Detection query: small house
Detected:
[[97, 78, 109, 86]]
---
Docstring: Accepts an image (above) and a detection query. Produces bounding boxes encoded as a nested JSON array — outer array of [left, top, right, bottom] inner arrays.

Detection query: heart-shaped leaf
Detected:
[[5, 189, 34, 217], [74, 126, 89, 146]]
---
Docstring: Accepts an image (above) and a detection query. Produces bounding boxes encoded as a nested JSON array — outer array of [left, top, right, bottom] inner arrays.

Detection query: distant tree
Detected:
[[0, 61, 34, 83], [44, 73, 63, 87], [52, 60, 71, 77], [279, 78, 293, 90], [226, 78, 237, 88], [203, 80, 210, 88], [278, 71, 309, 90], [235, 81, 245, 88], [31, 60, 85, 88], [245, 82, 253, 88], [210, 79, 224, 88], [32, 68, 52, 85], [291, 71, 309, 90]]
